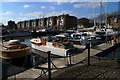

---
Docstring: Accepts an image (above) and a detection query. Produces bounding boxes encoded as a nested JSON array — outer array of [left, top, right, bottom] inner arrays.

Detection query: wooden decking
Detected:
[[7, 42, 120, 79]]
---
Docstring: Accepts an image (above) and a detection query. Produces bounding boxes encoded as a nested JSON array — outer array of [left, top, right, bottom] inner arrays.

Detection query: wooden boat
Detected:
[[0, 40, 31, 59], [30, 36, 77, 57]]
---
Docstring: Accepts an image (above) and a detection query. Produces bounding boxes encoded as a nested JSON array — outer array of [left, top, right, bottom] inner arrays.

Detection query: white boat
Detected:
[[105, 28, 118, 36], [95, 28, 118, 41], [30, 36, 77, 57], [68, 32, 100, 47]]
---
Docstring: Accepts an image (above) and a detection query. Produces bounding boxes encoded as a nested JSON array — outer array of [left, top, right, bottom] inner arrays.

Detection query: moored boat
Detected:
[[4, 30, 31, 38], [0, 40, 31, 59], [68, 32, 101, 49], [30, 36, 77, 57]]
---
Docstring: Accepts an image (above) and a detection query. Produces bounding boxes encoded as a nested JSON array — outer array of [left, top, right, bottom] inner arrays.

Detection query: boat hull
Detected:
[[31, 43, 76, 57], [0, 47, 31, 59], [74, 45, 86, 49]]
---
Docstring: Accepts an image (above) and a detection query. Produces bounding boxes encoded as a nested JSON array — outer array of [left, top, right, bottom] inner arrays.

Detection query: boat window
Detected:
[[52, 42, 56, 47], [82, 34, 87, 36], [45, 38, 46, 41], [9, 41, 20, 45], [59, 44, 64, 48]]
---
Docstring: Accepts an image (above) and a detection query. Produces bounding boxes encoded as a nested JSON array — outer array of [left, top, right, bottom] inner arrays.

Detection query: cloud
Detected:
[[61, 11, 73, 14], [2, 11, 13, 15], [2, 0, 21, 2], [2, 0, 119, 2], [50, 6, 55, 10], [56, 2, 63, 5], [87, 13, 99, 18], [48, 0, 69, 2], [46, 10, 76, 17], [48, 0, 70, 5], [16, 17, 29, 21], [70, 0, 79, 3], [25, 10, 76, 18], [1, 17, 16, 25], [25, 12, 44, 18], [41, 6, 46, 9], [19, 13, 23, 15], [24, 4, 30, 8], [74, 2, 102, 8]]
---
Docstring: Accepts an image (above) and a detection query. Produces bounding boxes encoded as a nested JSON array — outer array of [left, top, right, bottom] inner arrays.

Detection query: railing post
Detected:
[[88, 43, 90, 66], [47, 51, 51, 80]]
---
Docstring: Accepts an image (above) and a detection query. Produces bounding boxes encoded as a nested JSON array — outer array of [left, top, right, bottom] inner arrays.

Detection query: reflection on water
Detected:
[[2, 36, 48, 79], [2, 35, 60, 79], [104, 47, 120, 59], [2, 36, 120, 79]]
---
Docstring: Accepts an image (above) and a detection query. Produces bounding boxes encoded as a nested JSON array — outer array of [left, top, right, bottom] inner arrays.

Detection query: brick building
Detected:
[[47, 16, 57, 30], [57, 14, 77, 30], [108, 15, 120, 28], [77, 18, 94, 28], [17, 14, 77, 31]]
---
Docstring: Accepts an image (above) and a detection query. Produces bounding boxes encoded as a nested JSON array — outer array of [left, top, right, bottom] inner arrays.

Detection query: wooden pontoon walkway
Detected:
[[8, 42, 120, 79]]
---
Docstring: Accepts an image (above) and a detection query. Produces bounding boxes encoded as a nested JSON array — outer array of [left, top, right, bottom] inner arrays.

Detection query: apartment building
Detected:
[[17, 14, 77, 30], [108, 15, 120, 28], [57, 14, 77, 30]]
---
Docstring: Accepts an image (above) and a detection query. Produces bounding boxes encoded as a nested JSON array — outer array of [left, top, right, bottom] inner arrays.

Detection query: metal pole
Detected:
[[88, 43, 90, 66], [93, 0, 96, 28], [47, 51, 51, 80], [100, 2, 102, 28]]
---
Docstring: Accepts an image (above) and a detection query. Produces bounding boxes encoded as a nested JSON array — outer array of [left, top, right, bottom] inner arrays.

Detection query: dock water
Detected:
[[7, 42, 120, 79]]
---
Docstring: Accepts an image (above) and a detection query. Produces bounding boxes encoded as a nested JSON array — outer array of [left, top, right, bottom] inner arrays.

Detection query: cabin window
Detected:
[[52, 42, 56, 47], [59, 44, 64, 48], [45, 38, 46, 41]]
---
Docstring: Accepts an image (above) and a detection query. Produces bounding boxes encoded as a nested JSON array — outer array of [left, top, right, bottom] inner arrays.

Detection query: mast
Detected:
[[105, 0, 108, 28], [100, 2, 102, 28], [43, 10, 45, 28], [93, 0, 96, 28]]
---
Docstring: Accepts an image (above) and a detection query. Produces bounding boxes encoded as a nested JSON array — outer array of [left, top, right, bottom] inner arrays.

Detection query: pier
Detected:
[[45, 57, 120, 79], [7, 41, 120, 79], [8, 37, 119, 79]]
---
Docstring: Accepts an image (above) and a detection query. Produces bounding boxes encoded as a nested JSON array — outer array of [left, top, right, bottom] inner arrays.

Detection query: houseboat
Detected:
[[0, 40, 31, 59]]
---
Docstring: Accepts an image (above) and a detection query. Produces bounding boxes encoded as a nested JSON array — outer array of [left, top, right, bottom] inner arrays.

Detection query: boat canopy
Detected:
[[8, 40, 20, 45]]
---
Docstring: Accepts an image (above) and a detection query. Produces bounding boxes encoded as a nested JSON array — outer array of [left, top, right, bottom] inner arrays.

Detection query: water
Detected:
[[2, 36, 48, 79], [104, 47, 120, 59], [2, 36, 120, 79]]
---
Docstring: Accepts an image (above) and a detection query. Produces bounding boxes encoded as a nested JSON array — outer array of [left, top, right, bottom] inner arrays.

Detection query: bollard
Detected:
[[112, 40, 114, 46], [33, 56, 38, 67], [67, 54, 71, 66], [47, 51, 51, 80], [90, 41, 92, 48]]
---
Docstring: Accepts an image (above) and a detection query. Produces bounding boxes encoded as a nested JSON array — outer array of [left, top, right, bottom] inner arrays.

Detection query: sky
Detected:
[[1, 1, 119, 25]]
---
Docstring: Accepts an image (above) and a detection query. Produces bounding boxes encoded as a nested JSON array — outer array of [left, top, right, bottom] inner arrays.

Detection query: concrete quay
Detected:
[[7, 42, 120, 79]]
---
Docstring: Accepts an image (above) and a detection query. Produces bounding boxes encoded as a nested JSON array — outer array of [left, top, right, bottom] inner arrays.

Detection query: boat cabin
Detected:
[[3, 40, 27, 50]]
